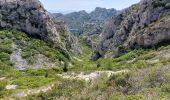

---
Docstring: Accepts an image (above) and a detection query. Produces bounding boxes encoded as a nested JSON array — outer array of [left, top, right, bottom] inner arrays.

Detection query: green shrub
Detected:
[[26, 69, 47, 76], [144, 67, 165, 88], [161, 83, 170, 93], [28, 80, 85, 99], [11, 76, 54, 89], [139, 52, 156, 60], [0, 81, 7, 91], [0, 42, 13, 54], [63, 62, 69, 72], [113, 49, 144, 62], [125, 95, 145, 100], [0, 52, 10, 61], [153, 0, 167, 7], [109, 73, 131, 87]]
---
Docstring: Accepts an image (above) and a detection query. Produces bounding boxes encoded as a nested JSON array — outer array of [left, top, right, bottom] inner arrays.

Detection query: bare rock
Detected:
[[0, 0, 62, 48], [92, 0, 170, 60]]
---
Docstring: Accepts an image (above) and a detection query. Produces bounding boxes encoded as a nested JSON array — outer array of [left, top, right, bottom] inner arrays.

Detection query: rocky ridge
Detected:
[[92, 0, 170, 60], [0, 0, 62, 48], [0, 0, 82, 59], [52, 7, 118, 37]]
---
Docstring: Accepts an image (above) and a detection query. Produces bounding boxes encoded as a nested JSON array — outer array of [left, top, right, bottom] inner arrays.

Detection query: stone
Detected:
[[6, 85, 17, 90]]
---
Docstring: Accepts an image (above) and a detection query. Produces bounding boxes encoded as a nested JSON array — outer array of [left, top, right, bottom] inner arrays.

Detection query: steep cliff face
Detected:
[[0, 0, 82, 56], [92, 0, 170, 60], [53, 20, 82, 55], [0, 0, 82, 70], [0, 0, 63, 48]]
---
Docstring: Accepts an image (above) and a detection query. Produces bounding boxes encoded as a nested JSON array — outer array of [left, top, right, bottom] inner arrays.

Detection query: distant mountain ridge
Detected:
[[52, 7, 118, 36]]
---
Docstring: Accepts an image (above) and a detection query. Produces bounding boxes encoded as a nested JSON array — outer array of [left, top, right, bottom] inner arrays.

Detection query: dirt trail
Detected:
[[11, 70, 129, 98], [57, 70, 129, 83]]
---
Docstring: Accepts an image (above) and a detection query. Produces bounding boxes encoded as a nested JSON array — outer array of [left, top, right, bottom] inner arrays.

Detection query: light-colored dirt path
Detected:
[[11, 70, 129, 98], [57, 70, 129, 83]]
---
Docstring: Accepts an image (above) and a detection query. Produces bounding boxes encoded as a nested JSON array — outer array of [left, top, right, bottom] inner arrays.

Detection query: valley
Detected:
[[0, 0, 170, 99]]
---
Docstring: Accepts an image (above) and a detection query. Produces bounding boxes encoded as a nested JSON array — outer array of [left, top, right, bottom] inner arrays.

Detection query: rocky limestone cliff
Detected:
[[92, 0, 170, 60], [0, 0, 82, 58], [0, 0, 62, 48], [53, 20, 82, 55]]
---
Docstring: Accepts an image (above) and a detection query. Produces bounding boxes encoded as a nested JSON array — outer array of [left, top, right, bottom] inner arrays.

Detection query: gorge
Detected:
[[0, 0, 170, 99]]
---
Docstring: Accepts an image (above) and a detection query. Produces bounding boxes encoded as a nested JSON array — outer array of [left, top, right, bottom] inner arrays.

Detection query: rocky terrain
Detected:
[[0, 0, 61, 48], [92, 0, 170, 60]]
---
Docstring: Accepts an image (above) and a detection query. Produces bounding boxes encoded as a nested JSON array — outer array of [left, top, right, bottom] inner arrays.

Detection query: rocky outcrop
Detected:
[[92, 0, 170, 60], [0, 0, 82, 59], [0, 0, 62, 48], [53, 20, 82, 55]]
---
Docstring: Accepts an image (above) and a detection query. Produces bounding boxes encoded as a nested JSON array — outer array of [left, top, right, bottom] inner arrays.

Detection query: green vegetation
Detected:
[[27, 65, 170, 99], [153, 0, 167, 7], [1, 29, 170, 99], [0, 29, 68, 65], [27, 79, 85, 100], [0, 29, 68, 97], [0, 68, 63, 98]]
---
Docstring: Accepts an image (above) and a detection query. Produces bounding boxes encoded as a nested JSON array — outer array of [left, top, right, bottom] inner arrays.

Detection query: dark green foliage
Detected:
[[27, 80, 85, 99], [63, 62, 68, 72], [153, 0, 167, 7], [0, 30, 14, 69], [0, 52, 10, 61], [161, 83, 170, 93], [109, 73, 131, 87]]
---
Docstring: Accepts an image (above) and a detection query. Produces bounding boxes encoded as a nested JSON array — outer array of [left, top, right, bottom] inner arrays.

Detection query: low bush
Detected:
[[153, 0, 167, 7], [161, 83, 170, 93], [125, 95, 145, 100]]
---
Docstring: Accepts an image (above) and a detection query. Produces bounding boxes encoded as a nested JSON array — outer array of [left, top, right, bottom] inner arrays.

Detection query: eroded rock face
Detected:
[[53, 20, 82, 55], [92, 0, 170, 60], [0, 0, 61, 48], [0, 0, 83, 59]]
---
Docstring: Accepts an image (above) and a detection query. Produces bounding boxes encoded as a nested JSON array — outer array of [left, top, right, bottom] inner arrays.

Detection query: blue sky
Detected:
[[39, 0, 140, 14]]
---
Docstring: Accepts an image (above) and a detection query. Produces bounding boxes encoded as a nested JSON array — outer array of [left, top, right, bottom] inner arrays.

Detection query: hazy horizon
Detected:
[[39, 0, 140, 14]]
